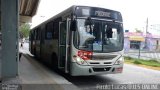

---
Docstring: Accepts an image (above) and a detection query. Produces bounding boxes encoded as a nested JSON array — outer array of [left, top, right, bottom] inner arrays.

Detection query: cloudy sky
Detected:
[[31, 0, 160, 34]]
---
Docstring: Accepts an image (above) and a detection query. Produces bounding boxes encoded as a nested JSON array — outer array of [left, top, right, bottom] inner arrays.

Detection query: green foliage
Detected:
[[124, 56, 132, 60], [19, 23, 31, 38], [133, 60, 142, 64], [140, 60, 160, 67], [148, 59, 159, 63], [125, 57, 160, 67]]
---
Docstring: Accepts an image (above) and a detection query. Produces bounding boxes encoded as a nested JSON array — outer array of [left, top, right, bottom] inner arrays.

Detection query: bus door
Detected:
[[59, 19, 70, 73]]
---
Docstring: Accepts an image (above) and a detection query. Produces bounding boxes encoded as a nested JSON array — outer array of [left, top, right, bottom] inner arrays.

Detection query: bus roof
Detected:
[[31, 5, 122, 30], [74, 6, 122, 21]]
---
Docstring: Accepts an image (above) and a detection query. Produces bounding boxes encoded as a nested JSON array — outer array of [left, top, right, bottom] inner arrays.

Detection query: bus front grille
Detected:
[[104, 62, 112, 64], [89, 62, 112, 65], [92, 55, 117, 60], [92, 67, 111, 72]]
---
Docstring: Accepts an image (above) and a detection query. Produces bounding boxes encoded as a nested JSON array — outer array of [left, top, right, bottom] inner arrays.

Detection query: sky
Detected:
[[31, 0, 160, 34]]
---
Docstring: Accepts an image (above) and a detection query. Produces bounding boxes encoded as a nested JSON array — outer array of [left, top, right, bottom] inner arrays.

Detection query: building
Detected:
[[124, 32, 160, 52]]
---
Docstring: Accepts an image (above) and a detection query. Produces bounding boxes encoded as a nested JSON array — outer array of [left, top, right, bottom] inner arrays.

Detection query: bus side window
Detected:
[[34, 30, 36, 40], [53, 22, 59, 39], [36, 29, 38, 40], [35, 29, 39, 40], [45, 22, 53, 40], [41, 26, 45, 43], [60, 21, 66, 45], [33, 29, 36, 40], [37, 28, 41, 40]]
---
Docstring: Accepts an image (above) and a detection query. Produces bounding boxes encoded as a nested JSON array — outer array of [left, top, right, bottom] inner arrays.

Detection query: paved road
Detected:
[[22, 43, 160, 90], [59, 64, 160, 90], [24, 53, 160, 90]]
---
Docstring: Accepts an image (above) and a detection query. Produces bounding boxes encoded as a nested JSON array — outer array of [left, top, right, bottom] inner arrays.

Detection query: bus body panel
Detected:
[[70, 43, 123, 76], [29, 5, 124, 76]]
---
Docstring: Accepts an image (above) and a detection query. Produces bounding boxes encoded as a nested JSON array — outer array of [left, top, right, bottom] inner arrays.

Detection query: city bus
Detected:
[[29, 5, 124, 76]]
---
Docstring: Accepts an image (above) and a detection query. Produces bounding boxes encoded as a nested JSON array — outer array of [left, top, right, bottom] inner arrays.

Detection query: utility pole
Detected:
[[144, 17, 148, 49], [146, 17, 148, 34]]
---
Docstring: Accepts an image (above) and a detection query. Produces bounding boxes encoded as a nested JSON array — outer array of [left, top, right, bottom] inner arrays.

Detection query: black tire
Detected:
[[51, 53, 58, 70], [34, 48, 37, 58]]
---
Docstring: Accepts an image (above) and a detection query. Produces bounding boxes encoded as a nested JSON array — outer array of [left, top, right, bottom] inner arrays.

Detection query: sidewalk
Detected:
[[0, 46, 22, 84], [18, 54, 79, 90], [1, 44, 79, 90], [0, 47, 1, 82]]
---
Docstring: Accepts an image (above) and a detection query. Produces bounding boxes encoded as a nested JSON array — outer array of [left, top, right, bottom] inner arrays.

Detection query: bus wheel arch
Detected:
[[34, 48, 37, 58], [51, 52, 58, 70]]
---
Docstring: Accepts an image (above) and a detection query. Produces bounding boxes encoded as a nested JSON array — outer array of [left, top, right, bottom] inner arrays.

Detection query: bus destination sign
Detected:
[[95, 11, 111, 17], [75, 6, 122, 21]]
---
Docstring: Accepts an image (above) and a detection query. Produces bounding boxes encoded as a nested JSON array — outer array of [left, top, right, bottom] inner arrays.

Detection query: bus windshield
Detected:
[[74, 18, 124, 52]]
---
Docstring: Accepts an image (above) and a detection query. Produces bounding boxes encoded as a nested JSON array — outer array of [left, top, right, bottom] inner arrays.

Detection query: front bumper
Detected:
[[70, 62, 123, 76]]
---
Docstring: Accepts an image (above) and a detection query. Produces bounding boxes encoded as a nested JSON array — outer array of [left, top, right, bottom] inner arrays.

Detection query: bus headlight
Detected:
[[73, 56, 85, 65], [76, 57, 85, 65], [114, 57, 124, 65]]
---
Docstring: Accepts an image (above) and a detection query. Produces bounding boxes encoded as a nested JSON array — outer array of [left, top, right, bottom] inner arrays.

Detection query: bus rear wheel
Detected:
[[51, 53, 58, 71]]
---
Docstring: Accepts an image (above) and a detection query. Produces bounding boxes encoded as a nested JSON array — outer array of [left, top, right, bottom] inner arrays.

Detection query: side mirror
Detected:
[[106, 28, 113, 38], [85, 17, 92, 26], [70, 20, 77, 31]]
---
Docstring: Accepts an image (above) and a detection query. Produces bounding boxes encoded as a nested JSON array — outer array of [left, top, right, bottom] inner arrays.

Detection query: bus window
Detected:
[[78, 19, 95, 47], [112, 28, 118, 39], [60, 22, 66, 45], [106, 27, 113, 38], [75, 19, 123, 52], [45, 22, 53, 40], [41, 26, 45, 43], [35, 29, 38, 40], [36, 28, 41, 40], [53, 22, 59, 39]]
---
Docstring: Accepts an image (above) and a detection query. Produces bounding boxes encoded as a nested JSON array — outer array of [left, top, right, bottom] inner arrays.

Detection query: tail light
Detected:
[[77, 50, 93, 60]]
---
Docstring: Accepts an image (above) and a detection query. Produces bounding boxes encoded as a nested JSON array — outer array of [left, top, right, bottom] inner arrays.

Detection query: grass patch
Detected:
[[124, 56, 160, 70], [140, 60, 160, 67], [124, 56, 132, 60], [133, 60, 142, 64]]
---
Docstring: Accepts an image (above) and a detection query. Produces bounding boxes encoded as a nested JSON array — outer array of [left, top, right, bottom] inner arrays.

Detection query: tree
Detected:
[[19, 23, 31, 39]]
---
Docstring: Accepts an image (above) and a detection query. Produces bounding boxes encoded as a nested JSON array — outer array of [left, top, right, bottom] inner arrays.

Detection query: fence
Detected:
[[124, 41, 160, 62]]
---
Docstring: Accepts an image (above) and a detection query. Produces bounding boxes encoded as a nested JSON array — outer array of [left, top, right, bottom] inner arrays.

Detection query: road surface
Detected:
[[24, 54, 160, 90], [60, 64, 160, 90], [22, 43, 160, 90]]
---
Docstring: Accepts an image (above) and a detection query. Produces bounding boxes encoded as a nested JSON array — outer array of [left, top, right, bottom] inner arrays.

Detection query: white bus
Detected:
[[29, 5, 124, 76]]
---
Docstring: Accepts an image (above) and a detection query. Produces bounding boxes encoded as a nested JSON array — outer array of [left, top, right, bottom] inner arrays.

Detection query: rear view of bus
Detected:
[[70, 6, 124, 76]]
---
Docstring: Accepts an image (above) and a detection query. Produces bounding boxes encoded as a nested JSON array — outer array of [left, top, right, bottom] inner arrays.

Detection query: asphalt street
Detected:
[[25, 54, 160, 90], [23, 52, 160, 90], [20, 43, 160, 90], [60, 64, 160, 90]]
